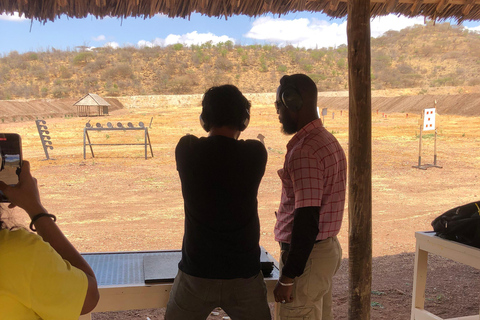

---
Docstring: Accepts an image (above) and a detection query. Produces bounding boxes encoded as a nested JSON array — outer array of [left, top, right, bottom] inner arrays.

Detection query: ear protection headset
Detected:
[[280, 82, 303, 111], [199, 107, 250, 132]]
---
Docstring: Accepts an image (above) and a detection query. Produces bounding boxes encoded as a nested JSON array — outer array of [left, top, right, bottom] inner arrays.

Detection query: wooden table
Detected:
[[411, 231, 480, 320], [79, 248, 279, 319]]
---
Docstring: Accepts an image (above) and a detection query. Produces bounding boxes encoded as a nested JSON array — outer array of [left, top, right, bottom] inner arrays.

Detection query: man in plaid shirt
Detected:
[[273, 74, 347, 320]]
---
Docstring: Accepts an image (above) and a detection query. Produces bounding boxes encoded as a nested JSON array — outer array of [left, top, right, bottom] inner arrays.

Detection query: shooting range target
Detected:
[[423, 108, 436, 131]]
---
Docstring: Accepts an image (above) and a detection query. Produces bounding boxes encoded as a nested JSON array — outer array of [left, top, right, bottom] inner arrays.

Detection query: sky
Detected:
[[2, 11, 480, 55]]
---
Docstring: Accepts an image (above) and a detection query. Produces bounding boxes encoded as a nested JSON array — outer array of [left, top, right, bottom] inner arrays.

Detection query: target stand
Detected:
[[35, 120, 54, 160], [412, 106, 442, 170], [83, 121, 154, 160]]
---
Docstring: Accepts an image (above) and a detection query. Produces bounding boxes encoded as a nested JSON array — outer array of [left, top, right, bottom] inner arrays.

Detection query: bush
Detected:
[[84, 57, 108, 72], [52, 86, 69, 98], [102, 64, 134, 80], [215, 57, 233, 71], [259, 55, 268, 72], [336, 59, 346, 69], [59, 65, 73, 79], [32, 66, 48, 81], [277, 64, 287, 73], [173, 43, 183, 51], [27, 52, 39, 61], [169, 74, 198, 94], [73, 52, 94, 65]]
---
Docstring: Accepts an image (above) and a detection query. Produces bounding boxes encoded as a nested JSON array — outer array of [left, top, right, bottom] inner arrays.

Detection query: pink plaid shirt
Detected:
[[274, 119, 347, 243]]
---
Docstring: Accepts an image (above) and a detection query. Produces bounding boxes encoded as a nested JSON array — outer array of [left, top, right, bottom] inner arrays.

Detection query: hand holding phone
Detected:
[[0, 161, 46, 217], [0, 133, 23, 202]]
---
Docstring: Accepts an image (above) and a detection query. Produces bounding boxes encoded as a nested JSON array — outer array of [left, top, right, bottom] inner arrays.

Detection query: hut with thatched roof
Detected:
[[74, 93, 110, 117]]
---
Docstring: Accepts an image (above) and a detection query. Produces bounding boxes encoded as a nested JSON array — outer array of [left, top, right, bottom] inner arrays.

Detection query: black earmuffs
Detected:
[[281, 84, 303, 111]]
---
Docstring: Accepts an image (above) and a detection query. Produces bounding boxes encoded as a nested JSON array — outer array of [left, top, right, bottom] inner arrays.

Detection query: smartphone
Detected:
[[0, 133, 22, 202]]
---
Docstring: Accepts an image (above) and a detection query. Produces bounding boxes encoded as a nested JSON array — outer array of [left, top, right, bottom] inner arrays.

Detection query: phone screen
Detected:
[[0, 133, 22, 202]]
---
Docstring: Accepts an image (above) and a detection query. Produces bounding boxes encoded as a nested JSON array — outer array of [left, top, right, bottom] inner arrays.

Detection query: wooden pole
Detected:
[[418, 125, 423, 167], [347, 0, 372, 318]]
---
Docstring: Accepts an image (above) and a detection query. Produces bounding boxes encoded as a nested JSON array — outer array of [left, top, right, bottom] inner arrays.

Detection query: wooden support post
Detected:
[[418, 125, 423, 167], [347, 0, 372, 319]]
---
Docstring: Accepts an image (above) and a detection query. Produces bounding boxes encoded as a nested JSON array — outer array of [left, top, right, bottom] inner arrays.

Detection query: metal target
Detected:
[[35, 120, 54, 160], [83, 120, 154, 160]]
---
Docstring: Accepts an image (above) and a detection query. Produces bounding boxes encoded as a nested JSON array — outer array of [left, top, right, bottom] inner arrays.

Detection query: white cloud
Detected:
[[137, 31, 234, 49], [245, 15, 425, 49], [104, 42, 119, 49], [0, 12, 27, 21], [466, 25, 480, 32], [370, 15, 424, 38], [93, 35, 106, 41], [137, 38, 164, 48], [165, 31, 234, 46]]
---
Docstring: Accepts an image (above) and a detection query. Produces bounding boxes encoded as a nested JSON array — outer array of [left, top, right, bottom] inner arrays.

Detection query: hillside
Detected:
[[1, 21, 480, 101]]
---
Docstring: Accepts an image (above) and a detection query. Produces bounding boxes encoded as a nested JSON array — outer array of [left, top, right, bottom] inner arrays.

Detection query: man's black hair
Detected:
[[201, 84, 250, 131]]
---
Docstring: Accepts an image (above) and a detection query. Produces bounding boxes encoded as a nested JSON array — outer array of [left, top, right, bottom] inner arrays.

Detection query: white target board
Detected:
[[423, 108, 436, 131], [317, 107, 328, 117]]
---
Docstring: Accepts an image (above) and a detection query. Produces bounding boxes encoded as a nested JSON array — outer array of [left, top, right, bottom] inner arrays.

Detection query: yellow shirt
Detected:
[[0, 228, 87, 320]]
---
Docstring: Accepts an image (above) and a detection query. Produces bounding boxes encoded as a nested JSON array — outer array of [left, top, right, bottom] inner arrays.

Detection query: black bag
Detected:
[[431, 201, 480, 248]]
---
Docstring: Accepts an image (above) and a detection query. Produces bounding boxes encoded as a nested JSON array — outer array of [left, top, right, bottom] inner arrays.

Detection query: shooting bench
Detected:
[[78, 247, 279, 319], [411, 231, 480, 320]]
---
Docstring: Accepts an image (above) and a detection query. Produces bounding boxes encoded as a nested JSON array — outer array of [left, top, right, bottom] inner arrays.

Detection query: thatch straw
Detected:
[[2, 0, 480, 23]]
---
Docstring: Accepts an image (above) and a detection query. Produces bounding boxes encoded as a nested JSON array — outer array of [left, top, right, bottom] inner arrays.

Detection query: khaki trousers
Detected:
[[277, 236, 342, 320]]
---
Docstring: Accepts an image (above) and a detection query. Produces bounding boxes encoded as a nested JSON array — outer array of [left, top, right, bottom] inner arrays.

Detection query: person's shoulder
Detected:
[[1, 228, 38, 244], [178, 134, 200, 144], [0, 229, 48, 258], [176, 134, 201, 150]]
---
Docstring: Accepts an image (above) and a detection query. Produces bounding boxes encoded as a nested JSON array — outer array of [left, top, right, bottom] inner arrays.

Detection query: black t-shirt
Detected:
[[175, 134, 267, 279]]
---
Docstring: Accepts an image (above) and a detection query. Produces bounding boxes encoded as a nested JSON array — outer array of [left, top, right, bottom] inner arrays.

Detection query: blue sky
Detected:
[[2, 11, 480, 55]]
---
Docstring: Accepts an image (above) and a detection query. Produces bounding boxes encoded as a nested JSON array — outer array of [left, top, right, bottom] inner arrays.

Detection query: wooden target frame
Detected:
[[412, 104, 442, 170], [83, 121, 154, 160]]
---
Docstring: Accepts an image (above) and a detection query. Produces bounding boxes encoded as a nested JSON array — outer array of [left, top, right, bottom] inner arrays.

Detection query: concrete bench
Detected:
[[79, 247, 279, 319]]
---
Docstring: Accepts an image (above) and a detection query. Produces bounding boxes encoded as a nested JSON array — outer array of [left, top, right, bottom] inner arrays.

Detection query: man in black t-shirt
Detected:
[[165, 85, 271, 320]]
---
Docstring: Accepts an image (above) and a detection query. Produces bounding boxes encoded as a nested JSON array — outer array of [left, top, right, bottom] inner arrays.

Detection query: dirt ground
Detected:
[[1, 99, 479, 319]]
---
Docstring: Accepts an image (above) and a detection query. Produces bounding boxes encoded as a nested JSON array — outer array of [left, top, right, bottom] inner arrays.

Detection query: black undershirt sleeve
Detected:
[[281, 206, 320, 279]]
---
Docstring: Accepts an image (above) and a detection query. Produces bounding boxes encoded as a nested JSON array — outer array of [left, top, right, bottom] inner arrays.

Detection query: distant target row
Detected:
[[85, 122, 145, 128]]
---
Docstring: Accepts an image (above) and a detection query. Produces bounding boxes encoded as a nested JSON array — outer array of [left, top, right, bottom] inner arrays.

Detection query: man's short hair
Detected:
[[201, 84, 251, 132]]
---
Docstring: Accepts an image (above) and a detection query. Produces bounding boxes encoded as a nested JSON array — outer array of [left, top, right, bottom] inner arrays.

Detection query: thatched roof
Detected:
[[74, 93, 110, 107], [2, 0, 480, 24]]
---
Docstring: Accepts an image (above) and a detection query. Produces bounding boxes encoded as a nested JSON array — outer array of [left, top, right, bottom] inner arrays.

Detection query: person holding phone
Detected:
[[0, 160, 99, 319]]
